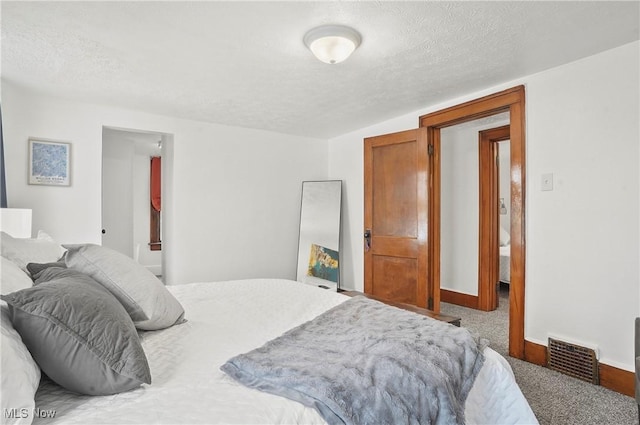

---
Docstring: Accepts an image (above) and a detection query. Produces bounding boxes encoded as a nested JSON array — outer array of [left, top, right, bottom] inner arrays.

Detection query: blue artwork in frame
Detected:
[[28, 138, 71, 186]]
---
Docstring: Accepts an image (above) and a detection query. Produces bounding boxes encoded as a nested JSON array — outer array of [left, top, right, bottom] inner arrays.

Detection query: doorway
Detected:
[[437, 116, 510, 312], [419, 85, 526, 359], [101, 127, 169, 279]]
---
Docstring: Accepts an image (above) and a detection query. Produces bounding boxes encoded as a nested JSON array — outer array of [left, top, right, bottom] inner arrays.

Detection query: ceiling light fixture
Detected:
[[303, 25, 361, 64]]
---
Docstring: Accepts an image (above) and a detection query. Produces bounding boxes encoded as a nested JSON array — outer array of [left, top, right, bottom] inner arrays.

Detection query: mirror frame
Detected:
[[296, 180, 343, 290]]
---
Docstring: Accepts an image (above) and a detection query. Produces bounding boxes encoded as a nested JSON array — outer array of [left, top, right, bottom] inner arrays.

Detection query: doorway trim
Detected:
[[478, 125, 510, 312], [419, 85, 526, 360]]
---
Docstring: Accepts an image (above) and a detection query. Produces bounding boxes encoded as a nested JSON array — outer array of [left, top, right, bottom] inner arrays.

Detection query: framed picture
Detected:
[[307, 243, 339, 284], [28, 138, 71, 186]]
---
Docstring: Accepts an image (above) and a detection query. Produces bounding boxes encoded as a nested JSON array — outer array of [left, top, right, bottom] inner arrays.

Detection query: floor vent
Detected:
[[547, 337, 599, 384]]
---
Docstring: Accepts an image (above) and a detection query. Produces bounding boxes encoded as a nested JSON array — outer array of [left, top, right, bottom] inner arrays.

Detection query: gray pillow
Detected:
[[64, 244, 185, 330], [26, 261, 67, 281], [1, 269, 151, 396], [31, 266, 76, 286]]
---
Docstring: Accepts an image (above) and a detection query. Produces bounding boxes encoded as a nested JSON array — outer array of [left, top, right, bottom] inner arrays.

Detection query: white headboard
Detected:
[[0, 208, 33, 238]]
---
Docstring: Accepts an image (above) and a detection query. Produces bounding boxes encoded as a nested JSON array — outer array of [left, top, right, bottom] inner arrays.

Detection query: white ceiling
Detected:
[[2, 1, 638, 139]]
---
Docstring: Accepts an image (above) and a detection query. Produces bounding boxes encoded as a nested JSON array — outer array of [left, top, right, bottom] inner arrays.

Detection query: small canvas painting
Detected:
[[307, 244, 339, 283]]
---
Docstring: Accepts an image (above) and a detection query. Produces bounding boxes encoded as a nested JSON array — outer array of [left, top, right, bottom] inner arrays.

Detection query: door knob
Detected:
[[364, 229, 371, 252], [101, 229, 106, 234]]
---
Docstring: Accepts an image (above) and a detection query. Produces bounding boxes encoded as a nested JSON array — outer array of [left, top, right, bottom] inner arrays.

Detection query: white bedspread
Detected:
[[500, 245, 511, 283], [33, 279, 537, 424]]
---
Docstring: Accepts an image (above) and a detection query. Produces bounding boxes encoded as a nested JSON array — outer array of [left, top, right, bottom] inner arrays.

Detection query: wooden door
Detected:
[[364, 128, 430, 308]]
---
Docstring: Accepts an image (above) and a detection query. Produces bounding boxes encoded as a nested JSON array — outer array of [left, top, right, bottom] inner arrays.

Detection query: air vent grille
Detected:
[[547, 337, 598, 384]]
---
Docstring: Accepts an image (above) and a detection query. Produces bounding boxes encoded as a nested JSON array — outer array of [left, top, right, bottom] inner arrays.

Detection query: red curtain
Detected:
[[150, 157, 161, 212]]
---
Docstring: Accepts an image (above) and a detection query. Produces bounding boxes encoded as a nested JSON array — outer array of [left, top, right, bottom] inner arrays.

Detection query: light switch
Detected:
[[541, 173, 553, 191]]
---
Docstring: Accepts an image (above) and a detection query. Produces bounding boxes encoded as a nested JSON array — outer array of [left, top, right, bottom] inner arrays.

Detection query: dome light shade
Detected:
[[304, 25, 361, 64]]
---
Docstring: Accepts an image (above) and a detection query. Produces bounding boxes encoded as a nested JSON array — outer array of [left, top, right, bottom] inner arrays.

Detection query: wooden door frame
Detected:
[[478, 125, 510, 311], [419, 85, 526, 360]]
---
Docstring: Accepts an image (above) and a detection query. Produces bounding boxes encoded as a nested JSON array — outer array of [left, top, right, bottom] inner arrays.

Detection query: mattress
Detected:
[[33, 279, 537, 424], [500, 245, 511, 283]]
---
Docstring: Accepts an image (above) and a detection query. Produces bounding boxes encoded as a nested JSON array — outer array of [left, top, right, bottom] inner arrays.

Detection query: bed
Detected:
[[499, 225, 511, 284], [1, 224, 537, 425], [500, 244, 511, 284]]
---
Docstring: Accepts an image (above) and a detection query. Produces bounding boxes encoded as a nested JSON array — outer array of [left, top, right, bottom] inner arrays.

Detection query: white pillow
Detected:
[[1, 301, 41, 425], [0, 231, 66, 273], [1, 257, 34, 295], [499, 226, 510, 247], [65, 244, 185, 331]]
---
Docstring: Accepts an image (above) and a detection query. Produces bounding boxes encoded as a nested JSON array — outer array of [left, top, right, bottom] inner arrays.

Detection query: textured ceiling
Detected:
[[2, 1, 639, 139]]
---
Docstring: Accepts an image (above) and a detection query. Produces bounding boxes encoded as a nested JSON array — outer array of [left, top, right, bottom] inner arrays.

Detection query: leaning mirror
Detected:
[[296, 180, 342, 291]]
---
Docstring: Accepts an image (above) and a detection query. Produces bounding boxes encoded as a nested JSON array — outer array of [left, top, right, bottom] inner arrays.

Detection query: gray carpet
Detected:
[[440, 284, 637, 425]]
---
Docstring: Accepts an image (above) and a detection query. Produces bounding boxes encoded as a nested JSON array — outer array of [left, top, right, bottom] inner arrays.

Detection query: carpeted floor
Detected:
[[440, 284, 638, 425]]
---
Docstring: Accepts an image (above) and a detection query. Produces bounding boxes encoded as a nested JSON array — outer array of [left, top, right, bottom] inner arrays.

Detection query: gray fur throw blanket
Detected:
[[221, 296, 487, 425]]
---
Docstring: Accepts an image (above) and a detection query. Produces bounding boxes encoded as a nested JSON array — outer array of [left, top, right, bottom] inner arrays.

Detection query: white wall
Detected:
[[441, 117, 510, 296], [524, 42, 638, 371], [2, 82, 328, 285], [329, 41, 639, 371], [440, 124, 479, 295]]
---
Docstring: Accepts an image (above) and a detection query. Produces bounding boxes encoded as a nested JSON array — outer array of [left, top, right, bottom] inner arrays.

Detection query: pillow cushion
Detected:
[[499, 226, 510, 247], [65, 244, 184, 330], [1, 301, 41, 425], [1, 257, 34, 295], [1, 268, 151, 396], [1, 231, 66, 273], [26, 261, 67, 282], [31, 266, 82, 286]]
